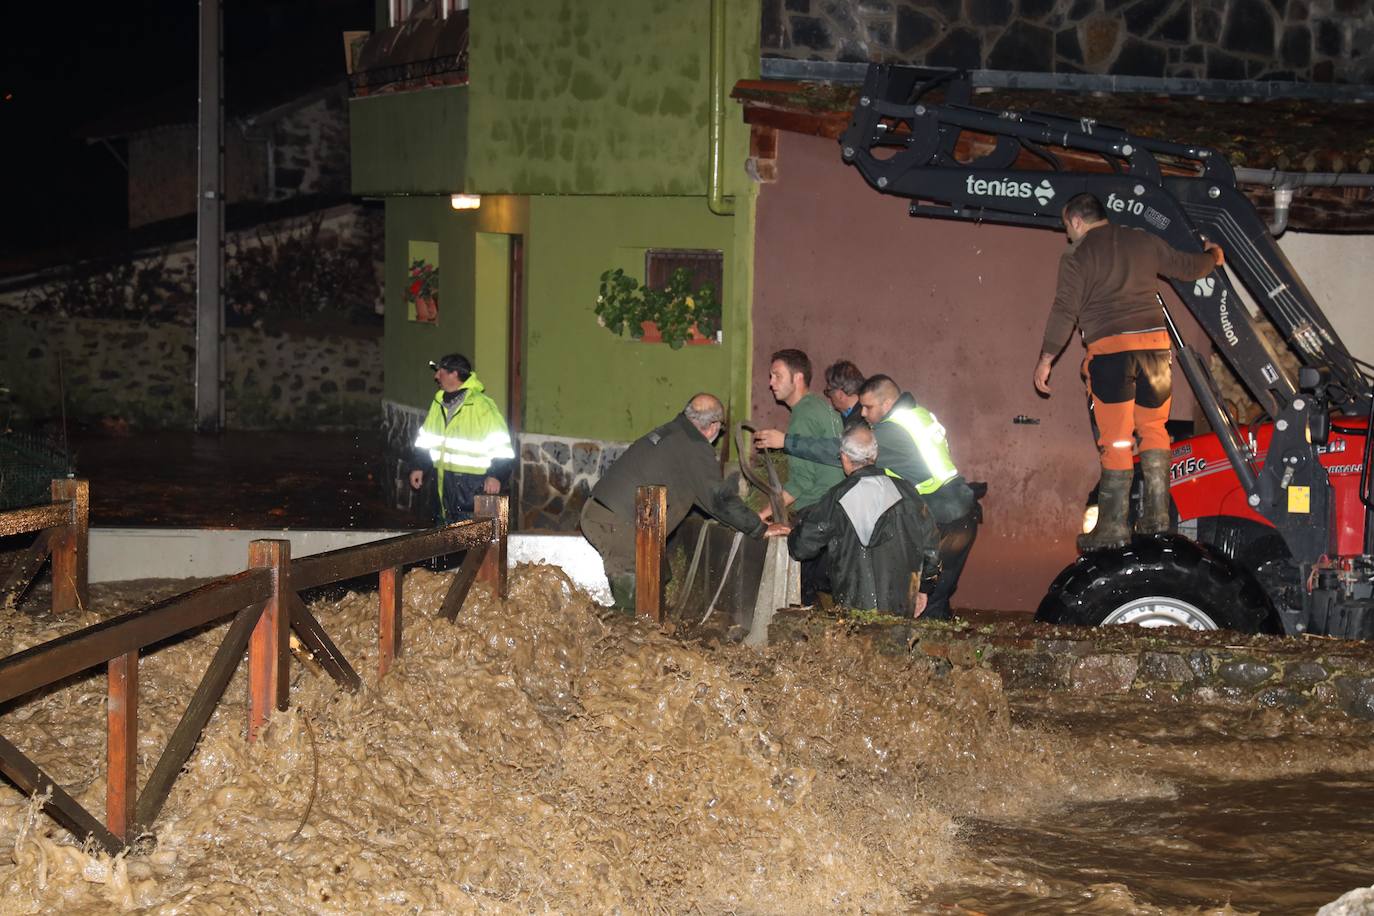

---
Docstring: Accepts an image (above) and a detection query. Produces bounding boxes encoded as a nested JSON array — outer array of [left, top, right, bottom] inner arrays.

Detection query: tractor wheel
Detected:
[[1036, 535, 1281, 634]]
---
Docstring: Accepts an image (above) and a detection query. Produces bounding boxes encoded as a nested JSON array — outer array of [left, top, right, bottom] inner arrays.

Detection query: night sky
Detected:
[[1, 0, 372, 260]]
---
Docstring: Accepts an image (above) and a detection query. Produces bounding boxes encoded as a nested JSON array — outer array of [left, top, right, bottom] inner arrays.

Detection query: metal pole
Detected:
[[195, 0, 224, 431]]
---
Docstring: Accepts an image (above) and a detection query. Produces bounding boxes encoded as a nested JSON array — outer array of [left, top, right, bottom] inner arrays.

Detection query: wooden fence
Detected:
[[0, 479, 88, 615], [0, 491, 508, 853]]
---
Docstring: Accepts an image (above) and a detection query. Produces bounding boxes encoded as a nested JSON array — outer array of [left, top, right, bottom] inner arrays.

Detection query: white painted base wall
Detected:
[[89, 529, 612, 606]]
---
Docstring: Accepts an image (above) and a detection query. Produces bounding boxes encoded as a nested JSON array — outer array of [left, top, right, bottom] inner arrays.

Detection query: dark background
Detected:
[[1, 0, 373, 260]]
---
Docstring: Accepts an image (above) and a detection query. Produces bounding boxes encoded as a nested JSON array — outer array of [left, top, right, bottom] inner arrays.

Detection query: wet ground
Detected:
[[62, 430, 420, 529], [0, 570, 1370, 913]]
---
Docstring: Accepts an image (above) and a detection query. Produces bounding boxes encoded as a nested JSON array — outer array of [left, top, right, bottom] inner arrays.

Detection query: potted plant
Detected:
[[595, 267, 722, 349], [406, 258, 439, 323]]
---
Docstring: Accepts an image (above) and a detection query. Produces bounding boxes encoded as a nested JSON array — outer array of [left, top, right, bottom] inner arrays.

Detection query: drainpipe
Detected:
[[707, 0, 734, 216], [1235, 167, 1374, 238]]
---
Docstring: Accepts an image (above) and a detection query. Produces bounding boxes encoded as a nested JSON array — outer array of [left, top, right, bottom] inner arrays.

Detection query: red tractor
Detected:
[[843, 65, 1374, 638]]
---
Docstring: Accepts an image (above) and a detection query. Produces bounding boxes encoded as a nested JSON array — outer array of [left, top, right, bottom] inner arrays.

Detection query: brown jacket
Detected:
[[1041, 223, 1217, 355]]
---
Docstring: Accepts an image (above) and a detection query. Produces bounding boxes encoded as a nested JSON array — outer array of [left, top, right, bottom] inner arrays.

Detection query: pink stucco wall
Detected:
[[750, 131, 1207, 612]]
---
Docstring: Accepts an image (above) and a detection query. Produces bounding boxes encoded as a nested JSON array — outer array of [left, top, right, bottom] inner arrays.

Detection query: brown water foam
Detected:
[[0, 567, 1362, 913]]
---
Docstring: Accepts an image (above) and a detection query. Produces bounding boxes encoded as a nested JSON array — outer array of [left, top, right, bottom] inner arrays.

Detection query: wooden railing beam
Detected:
[[473, 495, 508, 598], [0, 529, 52, 613], [378, 566, 403, 677], [437, 542, 488, 622], [0, 569, 272, 706], [288, 593, 360, 691], [50, 480, 89, 615], [0, 503, 69, 538], [291, 520, 494, 591], [635, 486, 667, 622], [0, 732, 123, 854], [106, 651, 138, 841], [247, 540, 290, 741], [135, 601, 264, 830]]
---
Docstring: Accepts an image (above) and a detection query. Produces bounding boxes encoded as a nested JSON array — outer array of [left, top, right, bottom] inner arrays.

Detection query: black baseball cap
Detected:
[[428, 353, 471, 375]]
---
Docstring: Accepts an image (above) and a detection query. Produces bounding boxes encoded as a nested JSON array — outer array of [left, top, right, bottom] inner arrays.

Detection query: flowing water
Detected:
[[0, 568, 1369, 913]]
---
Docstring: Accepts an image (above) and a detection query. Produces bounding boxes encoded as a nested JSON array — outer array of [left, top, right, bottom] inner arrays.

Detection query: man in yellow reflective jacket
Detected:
[[408, 353, 515, 523]]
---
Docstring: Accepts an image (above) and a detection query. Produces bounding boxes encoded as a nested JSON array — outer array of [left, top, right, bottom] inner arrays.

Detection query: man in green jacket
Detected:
[[763, 348, 844, 603], [763, 349, 845, 520], [783, 425, 941, 617], [754, 374, 979, 619], [409, 353, 515, 523], [581, 393, 766, 609]]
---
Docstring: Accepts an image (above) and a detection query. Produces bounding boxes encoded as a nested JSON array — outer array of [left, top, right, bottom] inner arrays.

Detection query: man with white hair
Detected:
[[582, 393, 766, 609], [776, 425, 941, 617]]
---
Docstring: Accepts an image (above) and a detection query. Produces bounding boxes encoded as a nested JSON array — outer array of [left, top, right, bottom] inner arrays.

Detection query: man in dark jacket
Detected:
[[754, 374, 979, 619], [783, 425, 940, 617], [582, 393, 766, 608]]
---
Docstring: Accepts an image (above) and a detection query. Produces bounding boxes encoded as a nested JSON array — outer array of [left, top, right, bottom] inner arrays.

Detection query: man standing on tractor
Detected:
[[1033, 192, 1225, 550]]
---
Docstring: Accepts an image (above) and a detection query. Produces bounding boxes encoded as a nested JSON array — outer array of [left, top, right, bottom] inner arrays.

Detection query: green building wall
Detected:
[[357, 0, 761, 442], [382, 195, 529, 416], [523, 192, 755, 442], [466, 0, 757, 198]]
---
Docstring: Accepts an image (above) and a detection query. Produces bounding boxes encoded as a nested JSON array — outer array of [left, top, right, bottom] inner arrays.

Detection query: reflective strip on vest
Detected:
[[413, 429, 514, 473], [882, 406, 959, 495]]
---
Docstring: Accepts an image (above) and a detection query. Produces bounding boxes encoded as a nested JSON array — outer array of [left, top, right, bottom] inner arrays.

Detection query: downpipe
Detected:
[[1235, 168, 1374, 238], [707, 0, 734, 216]]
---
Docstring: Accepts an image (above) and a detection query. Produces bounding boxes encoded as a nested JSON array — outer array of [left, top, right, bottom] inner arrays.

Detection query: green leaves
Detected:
[[594, 267, 722, 349]]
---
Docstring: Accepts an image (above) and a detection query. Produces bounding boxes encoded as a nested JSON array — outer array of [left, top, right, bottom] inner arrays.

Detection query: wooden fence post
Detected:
[[378, 566, 402, 678], [635, 485, 666, 622], [50, 479, 89, 615], [247, 540, 290, 741], [106, 651, 137, 841], [473, 495, 508, 598]]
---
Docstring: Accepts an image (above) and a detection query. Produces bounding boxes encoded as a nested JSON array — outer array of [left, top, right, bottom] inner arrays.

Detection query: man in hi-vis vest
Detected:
[[409, 353, 515, 523]]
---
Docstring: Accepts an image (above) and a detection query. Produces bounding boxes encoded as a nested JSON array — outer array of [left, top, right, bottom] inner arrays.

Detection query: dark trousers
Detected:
[[924, 509, 979, 620], [796, 505, 829, 605], [438, 471, 485, 523]]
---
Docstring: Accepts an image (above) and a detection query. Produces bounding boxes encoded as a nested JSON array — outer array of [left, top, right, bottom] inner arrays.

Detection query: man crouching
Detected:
[[581, 393, 766, 610], [782, 425, 941, 617]]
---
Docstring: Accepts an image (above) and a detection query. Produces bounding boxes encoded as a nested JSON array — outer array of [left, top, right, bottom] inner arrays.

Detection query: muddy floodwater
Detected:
[[0, 567, 1371, 913]]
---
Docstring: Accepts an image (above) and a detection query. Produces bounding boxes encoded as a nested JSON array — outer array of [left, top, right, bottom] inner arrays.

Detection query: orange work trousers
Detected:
[[1083, 331, 1172, 471]]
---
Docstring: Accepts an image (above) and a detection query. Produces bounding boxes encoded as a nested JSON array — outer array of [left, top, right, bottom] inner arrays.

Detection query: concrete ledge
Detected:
[[90, 528, 613, 605]]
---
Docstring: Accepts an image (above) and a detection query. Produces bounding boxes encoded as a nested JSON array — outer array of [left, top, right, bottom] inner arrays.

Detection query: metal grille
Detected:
[[0, 432, 68, 511]]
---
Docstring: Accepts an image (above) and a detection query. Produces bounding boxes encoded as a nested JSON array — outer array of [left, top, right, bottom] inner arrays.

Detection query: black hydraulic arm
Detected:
[[1161, 298, 1260, 501], [840, 63, 1371, 418]]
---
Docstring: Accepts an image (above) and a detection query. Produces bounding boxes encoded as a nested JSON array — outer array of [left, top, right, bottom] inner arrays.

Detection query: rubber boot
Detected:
[[1077, 468, 1133, 552], [1135, 448, 1173, 536]]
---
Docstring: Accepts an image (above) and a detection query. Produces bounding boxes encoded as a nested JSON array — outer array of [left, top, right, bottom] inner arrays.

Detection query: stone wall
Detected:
[[125, 84, 350, 229], [266, 92, 352, 201], [518, 433, 629, 531], [377, 408, 631, 531], [0, 315, 382, 430], [762, 0, 1374, 83], [769, 609, 1374, 718]]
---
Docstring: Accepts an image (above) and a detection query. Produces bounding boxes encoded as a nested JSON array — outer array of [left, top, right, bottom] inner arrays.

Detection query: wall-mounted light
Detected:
[[450, 194, 481, 210]]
